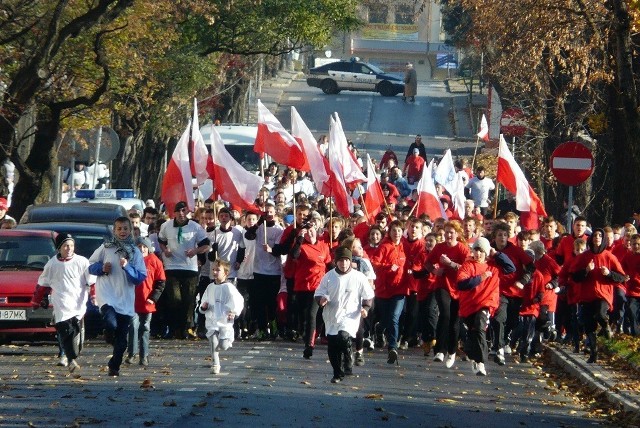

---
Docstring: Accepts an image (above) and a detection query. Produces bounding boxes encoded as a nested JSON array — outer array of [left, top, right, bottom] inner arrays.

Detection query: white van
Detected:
[[199, 124, 271, 174]]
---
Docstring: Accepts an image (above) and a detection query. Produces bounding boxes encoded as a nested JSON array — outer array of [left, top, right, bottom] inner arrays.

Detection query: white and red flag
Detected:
[[477, 114, 489, 142], [434, 149, 466, 219], [363, 154, 385, 222], [325, 116, 355, 217], [255, 100, 309, 171], [290, 106, 330, 191], [497, 135, 547, 230], [161, 122, 195, 214], [330, 113, 366, 185], [207, 126, 263, 211], [190, 99, 215, 185], [415, 159, 447, 220]]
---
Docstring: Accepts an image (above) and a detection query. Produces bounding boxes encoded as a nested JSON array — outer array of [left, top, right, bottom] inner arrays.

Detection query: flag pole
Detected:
[[407, 198, 419, 218], [357, 183, 370, 223], [493, 182, 500, 219], [292, 177, 297, 228]]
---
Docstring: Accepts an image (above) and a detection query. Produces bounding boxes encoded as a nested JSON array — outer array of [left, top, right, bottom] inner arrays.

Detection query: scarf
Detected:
[[104, 235, 137, 260]]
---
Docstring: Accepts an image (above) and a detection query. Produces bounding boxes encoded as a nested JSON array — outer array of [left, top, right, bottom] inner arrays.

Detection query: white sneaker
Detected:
[[58, 356, 68, 367], [68, 359, 80, 373], [494, 348, 506, 366], [433, 352, 445, 362], [445, 353, 456, 368], [476, 362, 487, 376], [211, 365, 220, 375], [471, 361, 479, 374], [503, 345, 512, 355]]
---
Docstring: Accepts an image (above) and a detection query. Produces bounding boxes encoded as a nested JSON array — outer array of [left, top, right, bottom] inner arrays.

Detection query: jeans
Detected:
[[101, 304, 132, 371], [55, 317, 83, 361], [128, 313, 152, 359], [375, 295, 405, 350]]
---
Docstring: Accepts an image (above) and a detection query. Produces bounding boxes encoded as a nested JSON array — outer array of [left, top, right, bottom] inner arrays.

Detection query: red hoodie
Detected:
[[426, 241, 470, 300], [371, 238, 407, 298]]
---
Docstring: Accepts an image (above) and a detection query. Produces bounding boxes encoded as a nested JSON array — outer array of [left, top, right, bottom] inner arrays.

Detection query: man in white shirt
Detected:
[[465, 166, 495, 216], [315, 247, 374, 383]]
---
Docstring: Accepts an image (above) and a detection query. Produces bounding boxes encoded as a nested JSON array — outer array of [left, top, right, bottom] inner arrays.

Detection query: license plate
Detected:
[[0, 310, 26, 320]]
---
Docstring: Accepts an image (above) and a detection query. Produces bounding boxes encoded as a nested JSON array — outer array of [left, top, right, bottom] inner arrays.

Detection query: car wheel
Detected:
[[378, 81, 396, 97], [321, 79, 338, 95]]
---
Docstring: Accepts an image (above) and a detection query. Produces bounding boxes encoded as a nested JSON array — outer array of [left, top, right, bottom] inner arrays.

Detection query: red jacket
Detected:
[[135, 253, 166, 314], [413, 250, 437, 300], [426, 242, 470, 300], [535, 254, 561, 312], [519, 270, 545, 317], [558, 256, 583, 305], [456, 260, 501, 318], [494, 242, 534, 299], [622, 252, 640, 298], [404, 155, 425, 184], [371, 239, 407, 298], [293, 240, 331, 292], [402, 237, 425, 293], [571, 249, 625, 310]]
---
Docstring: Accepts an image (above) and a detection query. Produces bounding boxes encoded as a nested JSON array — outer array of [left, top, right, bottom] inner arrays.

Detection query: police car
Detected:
[[306, 58, 404, 97], [68, 189, 145, 211]]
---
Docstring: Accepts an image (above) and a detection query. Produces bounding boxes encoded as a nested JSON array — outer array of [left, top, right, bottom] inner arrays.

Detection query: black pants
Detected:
[[295, 291, 319, 347], [196, 275, 211, 334], [235, 279, 252, 337], [250, 273, 281, 331], [164, 273, 199, 336], [517, 315, 537, 357], [434, 288, 460, 355], [56, 317, 83, 361], [626, 297, 640, 336], [327, 331, 353, 378], [490, 295, 522, 350], [401, 292, 419, 343], [463, 309, 489, 364], [611, 287, 627, 330], [418, 292, 439, 342]]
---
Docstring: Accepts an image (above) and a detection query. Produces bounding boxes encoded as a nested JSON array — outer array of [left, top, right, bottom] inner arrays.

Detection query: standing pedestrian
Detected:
[[89, 217, 147, 376], [403, 62, 418, 103], [32, 234, 95, 373], [315, 247, 374, 383]]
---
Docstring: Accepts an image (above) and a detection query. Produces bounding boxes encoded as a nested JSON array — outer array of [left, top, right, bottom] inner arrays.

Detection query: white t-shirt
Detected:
[[158, 219, 209, 272], [465, 176, 496, 208], [236, 229, 255, 280], [314, 268, 375, 337], [209, 226, 243, 278], [253, 222, 284, 276], [38, 255, 95, 323]]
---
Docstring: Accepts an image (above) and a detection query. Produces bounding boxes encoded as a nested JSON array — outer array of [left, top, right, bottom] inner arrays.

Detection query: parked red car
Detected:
[[0, 229, 57, 342]]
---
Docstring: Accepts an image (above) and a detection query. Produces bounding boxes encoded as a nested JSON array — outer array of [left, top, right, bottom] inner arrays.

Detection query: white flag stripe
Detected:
[[552, 157, 592, 170]]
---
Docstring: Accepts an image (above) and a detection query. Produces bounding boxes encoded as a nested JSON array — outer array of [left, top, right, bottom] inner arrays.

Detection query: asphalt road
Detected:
[[0, 338, 596, 427]]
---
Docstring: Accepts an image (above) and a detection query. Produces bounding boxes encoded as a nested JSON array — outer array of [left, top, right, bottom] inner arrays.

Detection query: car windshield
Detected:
[[225, 145, 262, 173], [367, 64, 385, 75], [0, 236, 56, 268], [72, 234, 108, 258]]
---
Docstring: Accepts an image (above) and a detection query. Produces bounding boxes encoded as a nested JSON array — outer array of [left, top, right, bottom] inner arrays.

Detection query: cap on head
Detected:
[[55, 233, 74, 250], [145, 199, 156, 208], [136, 236, 155, 252], [413, 148, 419, 154], [334, 247, 352, 261], [472, 237, 491, 254], [0, 198, 8, 210], [174, 201, 188, 212]]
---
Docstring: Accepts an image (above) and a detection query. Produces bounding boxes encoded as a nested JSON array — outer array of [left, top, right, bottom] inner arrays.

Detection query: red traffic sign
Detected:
[[500, 108, 527, 137], [550, 141, 594, 186]]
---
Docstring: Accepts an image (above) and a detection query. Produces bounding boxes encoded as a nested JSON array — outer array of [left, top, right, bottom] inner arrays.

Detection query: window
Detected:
[[368, 3, 388, 24], [395, 4, 414, 25]]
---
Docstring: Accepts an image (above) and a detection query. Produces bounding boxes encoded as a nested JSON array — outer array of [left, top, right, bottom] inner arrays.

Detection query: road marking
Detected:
[[431, 102, 444, 107], [252, 346, 265, 349], [243, 356, 254, 359], [312, 97, 323, 101], [248, 350, 261, 354], [434, 135, 454, 140], [288, 96, 302, 101], [336, 98, 348, 102], [232, 360, 245, 364], [177, 388, 197, 392], [383, 99, 397, 103], [204, 378, 220, 381]]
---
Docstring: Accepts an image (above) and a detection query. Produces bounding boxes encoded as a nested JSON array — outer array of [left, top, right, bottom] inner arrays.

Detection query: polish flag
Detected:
[[330, 113, 366, 185], [497, 135, 547, 230], [290, 107, 330, 191], [477, 114, 489, 141], [363, 154, 385, 222], [190, 99, 215, 185], [434, 149, 466, 219], [255, 100, 309, 171], [208, 126, 263, 211], [415, 159, 447, 220], [325, 116, 355, 217], [161, 123, 195, 214]]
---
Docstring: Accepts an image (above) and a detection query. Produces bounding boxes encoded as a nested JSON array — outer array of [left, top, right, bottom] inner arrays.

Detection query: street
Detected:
[[0, 338, 596, 427], [272, 79, 478, 163]]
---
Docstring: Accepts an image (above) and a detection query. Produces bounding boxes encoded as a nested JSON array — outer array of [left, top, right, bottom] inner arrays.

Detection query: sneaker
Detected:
[[57, 355, 69, 367], [363, 338, 374, 351], [520, 354, 529, 364], [355, 351, 365, 366], [68, 359, 80, 373], [387, 349, 398, 365], [399, 341, 409, 350], [494, 349, 505, 366], [503, 345, 512, 355], [471, 361, 479, 375], [433, 352, 445, 362], [139, 357, 149, 366], [476, 362, 487, 376], [211, 365, 221, 374], [303, 346, 313, 359], [108, 368, 120, 377], [124, 355, 136, 365], [330, 376, 343, 383], [422, 339, 436, 356], [445, 353, 456, 368]]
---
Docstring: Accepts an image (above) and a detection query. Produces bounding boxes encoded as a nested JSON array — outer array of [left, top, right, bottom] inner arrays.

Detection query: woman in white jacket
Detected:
[[199, 260, 244, 374]]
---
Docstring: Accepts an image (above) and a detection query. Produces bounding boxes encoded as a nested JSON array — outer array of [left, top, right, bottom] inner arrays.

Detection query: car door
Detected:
[[326, 62, 352, 89], [351, 63, 378, 91]]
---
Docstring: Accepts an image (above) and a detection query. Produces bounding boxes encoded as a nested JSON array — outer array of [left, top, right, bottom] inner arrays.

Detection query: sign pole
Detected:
[[566, 186, 573, 232]]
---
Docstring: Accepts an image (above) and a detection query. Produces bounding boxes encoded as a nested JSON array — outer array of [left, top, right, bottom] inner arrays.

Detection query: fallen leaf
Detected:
[[163, 400, 177, 407], [365, 394, 384, 400], [140, 379, 154, 389], [301, 381, 311, 385], [193, 401, 207, 408], [436, 398, 459, 404]]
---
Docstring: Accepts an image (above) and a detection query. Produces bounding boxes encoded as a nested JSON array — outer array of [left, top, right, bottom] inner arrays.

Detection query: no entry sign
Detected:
[[550, 141, 594, 186]]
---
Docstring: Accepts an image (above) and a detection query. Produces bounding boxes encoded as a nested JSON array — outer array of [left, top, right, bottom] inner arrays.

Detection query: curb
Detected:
[[546, 343, 640, 414]]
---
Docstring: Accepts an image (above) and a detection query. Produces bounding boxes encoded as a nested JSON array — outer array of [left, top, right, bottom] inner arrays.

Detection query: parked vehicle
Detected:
[[306, 58, 404, 96], [0, 230, 57, 342], [20, 202, 127, 225], [67, 189, 145, 211]]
